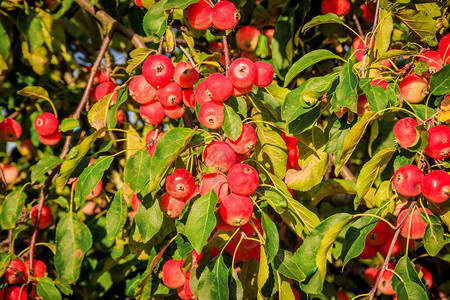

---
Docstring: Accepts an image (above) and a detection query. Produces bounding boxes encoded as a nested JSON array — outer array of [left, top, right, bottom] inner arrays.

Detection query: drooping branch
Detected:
[[73, 0, 146, 49]]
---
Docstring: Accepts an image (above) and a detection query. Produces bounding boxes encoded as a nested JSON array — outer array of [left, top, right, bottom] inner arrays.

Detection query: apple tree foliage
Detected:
[[0, 0, 449, 299]]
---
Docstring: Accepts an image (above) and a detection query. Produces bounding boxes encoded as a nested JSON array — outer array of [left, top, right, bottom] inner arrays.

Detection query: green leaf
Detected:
[[31, 156, 62, 183], [148, 128, 194, 191], [394, 9, 436, 40], [332, 59, 358, 111], [374, 9, 393, 55], [281, 195, 320, 237], [356, 148, 396, 199], [59, 118, 79, 132], [278, 274, 296, 300], [87, 93, 113, 130], [17, 86, 51, 101], [284, 50, 343, 87], [74, 156, 113, 209], [430, 64, 450, 95], [54, 212, 93, 284], [185, 191, 218, 253], [143, 0, 167, 38], [229, 268, 244, 300], [164, 0, 198, 9], [0, 20, 11, 58], [36, 277, 62, 300], [395, 281, 429, 300], [272, 8, 294, 79], [255, 127, 288, 179], [257, 245, 278, 298], [135, 196, 164, 243], [106, 189, 127, 239], [28, 14, 44, 52], [222, 103, 243, 141], [391, 256, 427, 293], [107, 87, 128, 129], [310, 179, 356, 204], [56, 128, 106, 190], [341, 208, 383, 267], [261, 211, 279, 264], [259, 187, 288, 214], [124, 149, 152, 194], [126, 48, 156, 74], [360, 80, 388, 112], [273, 249, 305, 283], [0, 252, 12, 278], [0, 190, 27, 229], [335, 112, 376, 175], [286, 102, 322, 135], [197, 255, 229, 300], [423, 214, 449, 256], [294, 213, 352, 294], [302, 13, 346, 33]]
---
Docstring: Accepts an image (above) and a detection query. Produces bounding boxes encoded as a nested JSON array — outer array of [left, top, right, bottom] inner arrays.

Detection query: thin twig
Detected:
[[330, 155, 356, 183], [8, 229, 13, 254], [368, 200, 418, 300], [360, 0, 381, 78], [179, 45, 200, 72], [351, 1, 365, 39], [222, 31, 231, 71], [158, 37, 165, 55], [0, 165, 8, 190], [73, 0, 146, 48]]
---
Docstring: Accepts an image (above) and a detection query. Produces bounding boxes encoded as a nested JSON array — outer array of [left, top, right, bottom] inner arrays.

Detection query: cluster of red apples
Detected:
[[34, 113, 61, 146], [187, 0, 239, 31]]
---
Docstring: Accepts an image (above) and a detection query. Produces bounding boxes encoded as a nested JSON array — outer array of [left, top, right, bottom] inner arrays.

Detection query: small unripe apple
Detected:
[[377, 263, 396, 295], [166, 169, 195, 199], [219, 193, 254, 226], [378, 230, 405, 257], [352, 37, 366, 62], [254, 61, 274, 87], [134, 0, 144, 8], [164, 104, 185, 119], [421, 170, 450, 203], [392, 164, 424, 197], [235, 25, 261, 52], [25, 259, 47, 278], [424, 125, 450, 159], [231, 85, 252, 97], [0, 119, 22, 141], [212, 1, 239, 30], [399, 74, 429, 104], [358, 244, 377, 259], [397, 207, 433, 240], [420, 266, 433, 289], [5, 259, 28, 284], [162, 259, 186, 289], [142, 54, 174, 87], [365, 220, 390, 247], [30, 204, 53, 229], [393, 117, 419, 149], [203, 141, 236, 172], [360, 3, 375, 23], [182, 88, 196, 109], [364, 267, 378, 285], [93, 81, 118, 102]]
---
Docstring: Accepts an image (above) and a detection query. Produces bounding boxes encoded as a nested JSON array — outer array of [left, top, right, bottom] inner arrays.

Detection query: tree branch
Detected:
[[222, 31, 231, 71], [0, 165, 8, 191], [73, 0, 146, 49], [359, 0, 381, 78]]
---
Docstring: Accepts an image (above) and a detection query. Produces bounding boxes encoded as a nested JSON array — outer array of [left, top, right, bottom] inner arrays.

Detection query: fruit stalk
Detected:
[[368, 200, 417, 300], [222, 31, 231, 71]]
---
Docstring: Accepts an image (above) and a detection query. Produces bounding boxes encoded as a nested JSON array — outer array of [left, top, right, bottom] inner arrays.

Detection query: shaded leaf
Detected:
[[59, 118, 79, 132], [302, 14, 346, 33], [143, 0, 167, 38], [274, 249, 305, 283], [261, 211, 279, 263], [197, 255, 229, 300], [135, 196, 164, 243], [107, 87, 128, 129], [222, 103, 243, 141], [124, 149, 152, 194], [430, 64, 450, 95], [36, 277, 62, 300], [310, 179, 356, 204], [31, 156, 62, 183], [332, 59, 358, 111], [106, 189, 127, 239], [255, 127, 288, 179], [0, 190, 26, 229]]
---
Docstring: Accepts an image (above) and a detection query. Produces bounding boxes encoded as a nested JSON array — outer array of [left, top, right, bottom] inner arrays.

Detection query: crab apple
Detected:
[[421, 170, 450, 203], [216, 213, 235, 231], [25, 259, 47, 278], [360, 3, 375, 23], [378, 231, 404, 257], [231, 85, 252, 97], [209, 40, 224, 52], [186, 0, 213, 30], [160, 193, 186, 218], [398, 207, 432, 239], [356, 94, 369, 116], [0, 119, 22, 141], [393, 117, 419, 149], [337, 292, 350, 300], [86, 180, 103, 200], [200, 172, 229, 202], [371, 78, 388, 90], [235, 25, 261, 52], [178, 278, 195, 300], [157, 82, 182, 107], [134, 0, 144, 8], [254, 61, 274, 87], [207, 73, 233, 101], [377, 263, 396, 295], [139, 101, 166, 124], [164, 104, 185, 119], [0, 163, 19, 184], [142, 54, 174, 87], [281, 132, 297, 149], [287, 148, 300, 170], [182, 88, 196, 109], [93, 81, 118, 102], [392, 164, 424, 197], [420, 266, 433, 289], [145, 129, 164, 156], [34, 112, 58, 136], [128, 75, 157, 105], [321, 0, 350, 16], [30, 204, 53, 229], [166, 169, 195, 199], [219, 193, 254, 226], [199, 101, 224, 129], [212, 1, 239, 30], [419, 51, 444, 73], [4, 286, 28, 300], [353, 36, 366, 62], [131, 194, 141, 211], [235, 218, 263, 249], [227, 58, 257, 88], [226, 123, 257, 154], [235, 243, 260, 261], [399, 74, 429, 104], [116, 110, 124, 124], [82, 201, 97, 216], [424, 125, 450, 159], [227, 163, 259, 196], [194, 80, 213, 105], [38, 130, 61, 146], [204, 141, 237, 172], [364, 267, 378, 285], [5, 260, 28, 284], [174, 62, 200, 89], [438, 33, 450, 64], [358, 244, 378, 259], [366, 221, 391, 247], [162, 259, 186, 289]]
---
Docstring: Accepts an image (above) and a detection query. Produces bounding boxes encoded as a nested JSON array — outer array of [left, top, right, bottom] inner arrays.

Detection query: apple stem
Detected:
[[222, 31, 231, 71], [367, 200, 417, 300], [178, 44, 200, 73], [359, 0, 381, 78]]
